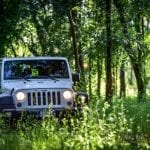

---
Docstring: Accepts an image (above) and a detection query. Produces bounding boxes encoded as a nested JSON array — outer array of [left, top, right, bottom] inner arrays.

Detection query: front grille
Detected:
[[27, 91, 61, 106]]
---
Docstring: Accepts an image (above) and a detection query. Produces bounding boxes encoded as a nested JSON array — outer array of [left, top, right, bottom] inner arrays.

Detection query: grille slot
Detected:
[[27, 91, 61, 106]]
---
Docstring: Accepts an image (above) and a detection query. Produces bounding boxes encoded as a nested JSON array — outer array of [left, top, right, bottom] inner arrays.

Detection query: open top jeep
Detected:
[[0, 56, 88, 118]]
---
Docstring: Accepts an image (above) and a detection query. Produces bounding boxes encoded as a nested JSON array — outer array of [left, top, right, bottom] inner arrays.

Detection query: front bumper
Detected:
[[2, 107, 82, 119]]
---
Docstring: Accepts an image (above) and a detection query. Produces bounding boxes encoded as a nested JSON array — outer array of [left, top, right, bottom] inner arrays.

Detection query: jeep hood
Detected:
[[2, 79, 73, 92]]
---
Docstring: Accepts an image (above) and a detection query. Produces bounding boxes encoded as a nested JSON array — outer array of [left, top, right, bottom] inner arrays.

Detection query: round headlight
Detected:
[[16, 92, 26, 101], [63, 90, 72, 100]]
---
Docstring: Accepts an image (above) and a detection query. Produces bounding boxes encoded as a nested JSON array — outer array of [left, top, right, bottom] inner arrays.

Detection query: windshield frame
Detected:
[[3, 59, 70, 80]]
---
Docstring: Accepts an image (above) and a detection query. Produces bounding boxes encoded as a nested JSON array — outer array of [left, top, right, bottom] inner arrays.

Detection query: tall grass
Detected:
[[0, 98, 150, 150]]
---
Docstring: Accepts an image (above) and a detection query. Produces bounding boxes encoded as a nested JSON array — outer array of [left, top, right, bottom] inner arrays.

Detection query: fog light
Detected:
[[67, 101, 72, 105]]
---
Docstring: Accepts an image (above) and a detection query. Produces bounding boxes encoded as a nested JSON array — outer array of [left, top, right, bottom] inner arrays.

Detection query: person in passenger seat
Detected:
[[23, 68, 32, 77]]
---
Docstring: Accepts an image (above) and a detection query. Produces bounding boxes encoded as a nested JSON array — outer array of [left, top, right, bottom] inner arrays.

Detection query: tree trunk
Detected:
[[68, 10, 80, 72], [78, 12, 86, 92], [131, 60, 145, 101], [10, 43, 17, 57], [120, 63, 126, 97], [141, 16, 146, 84], [134, 8, 146, 98], [105, 0, 113, 103], [97, 54, 103, 98], [79, 51, 87, 92]]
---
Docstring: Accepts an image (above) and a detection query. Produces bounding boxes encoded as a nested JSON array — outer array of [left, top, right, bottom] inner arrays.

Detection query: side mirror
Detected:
[[72, 73, 80, 82]]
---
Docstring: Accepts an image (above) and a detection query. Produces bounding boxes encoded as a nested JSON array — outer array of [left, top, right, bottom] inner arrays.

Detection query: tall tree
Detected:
[[105, 0, 113, 102], [113, 0, 146, 101], [68, 9, 80, 72]]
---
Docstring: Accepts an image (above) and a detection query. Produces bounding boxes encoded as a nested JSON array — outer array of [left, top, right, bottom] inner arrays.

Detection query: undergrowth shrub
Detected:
[[0, 98, 150, 150]]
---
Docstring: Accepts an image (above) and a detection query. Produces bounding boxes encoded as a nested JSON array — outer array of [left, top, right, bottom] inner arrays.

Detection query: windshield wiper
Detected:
[[23, 76, 31, 81], [20, 76, 31, 81], [43, 75, 59, 82]]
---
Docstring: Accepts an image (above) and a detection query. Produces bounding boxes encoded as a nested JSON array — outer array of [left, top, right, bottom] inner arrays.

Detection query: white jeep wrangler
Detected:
[[0, 56, 88, 118]]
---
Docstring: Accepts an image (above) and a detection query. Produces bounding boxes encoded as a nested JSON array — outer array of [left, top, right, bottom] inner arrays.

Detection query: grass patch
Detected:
[[0, 98, 150, 150]]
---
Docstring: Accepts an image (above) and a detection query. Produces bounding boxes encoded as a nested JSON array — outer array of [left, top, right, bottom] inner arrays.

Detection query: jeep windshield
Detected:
[[4, 59, 69, 80]]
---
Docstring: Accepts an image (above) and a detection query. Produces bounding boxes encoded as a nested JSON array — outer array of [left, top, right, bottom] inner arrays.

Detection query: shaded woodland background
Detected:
[[0, 0, 150, 101], [0, 1, 150, 149]]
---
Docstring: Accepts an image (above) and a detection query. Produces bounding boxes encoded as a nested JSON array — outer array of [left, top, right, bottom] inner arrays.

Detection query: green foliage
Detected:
[[0, 0, 22, 56], [52, 0, 82, 16], [0, 98, 150, 150]]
